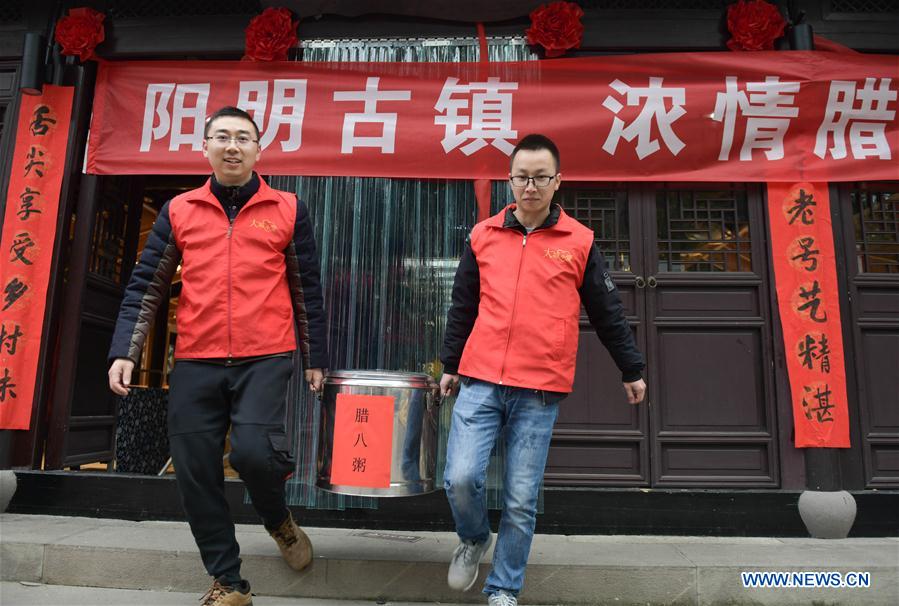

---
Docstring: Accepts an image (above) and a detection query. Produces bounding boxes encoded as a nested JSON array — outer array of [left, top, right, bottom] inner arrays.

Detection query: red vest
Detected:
[[168, 179, 298, 359], [459, 206, 595, 392]]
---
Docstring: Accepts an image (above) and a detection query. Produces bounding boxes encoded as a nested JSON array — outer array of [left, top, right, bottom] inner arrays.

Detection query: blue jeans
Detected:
[[443, 378, 561, 596]]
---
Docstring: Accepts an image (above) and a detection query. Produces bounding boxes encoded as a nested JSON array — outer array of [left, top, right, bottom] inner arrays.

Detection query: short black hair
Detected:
[[204, 106, 260, 139], [510, 134, 560, 173]]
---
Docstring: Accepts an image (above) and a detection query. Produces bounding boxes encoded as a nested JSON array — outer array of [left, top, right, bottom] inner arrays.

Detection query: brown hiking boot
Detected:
[[268, 512, 313, 571], [199, 580, 252, 606]]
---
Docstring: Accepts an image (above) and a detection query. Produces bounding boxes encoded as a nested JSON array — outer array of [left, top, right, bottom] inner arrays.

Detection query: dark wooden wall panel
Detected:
[[657, 329, 767, 431], [559, 333, 643, 431], [546, 442, 642, 480], [860, 331, 899, 431], [656, 288, 759, 316], [660, 445, 771, 482]]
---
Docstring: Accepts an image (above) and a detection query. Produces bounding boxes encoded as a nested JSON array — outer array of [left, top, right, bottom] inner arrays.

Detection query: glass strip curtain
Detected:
[[267, 37, 537, 511]]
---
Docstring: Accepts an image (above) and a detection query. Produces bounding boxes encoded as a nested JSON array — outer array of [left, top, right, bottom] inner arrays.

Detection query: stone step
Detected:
[[1, 514, 897, 605]]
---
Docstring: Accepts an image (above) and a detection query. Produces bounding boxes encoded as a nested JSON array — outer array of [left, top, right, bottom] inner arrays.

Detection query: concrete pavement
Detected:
[[1, 513, 897, 605], [1, 582, 473, 605]]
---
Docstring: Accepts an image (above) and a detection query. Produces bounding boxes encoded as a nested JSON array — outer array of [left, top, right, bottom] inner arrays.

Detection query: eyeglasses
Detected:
[[206, 134, 259, 147], [509, 175, 557, 188]]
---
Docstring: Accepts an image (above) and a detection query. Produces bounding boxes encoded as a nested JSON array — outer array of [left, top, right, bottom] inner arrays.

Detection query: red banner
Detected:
[[86, 52, 898, 181], [768, 183, 850, 448], [0, 86, 74, 430], [329, 393, 394, 488]]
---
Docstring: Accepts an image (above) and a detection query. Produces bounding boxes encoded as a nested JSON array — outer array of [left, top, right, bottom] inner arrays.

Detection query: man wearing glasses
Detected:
[[107, 106, 327, 606], [439, 134, 646, 606]]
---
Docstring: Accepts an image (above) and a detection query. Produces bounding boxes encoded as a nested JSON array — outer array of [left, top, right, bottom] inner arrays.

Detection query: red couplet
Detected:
[[767, 182, 850, 447], [0, 85, 74, 430]]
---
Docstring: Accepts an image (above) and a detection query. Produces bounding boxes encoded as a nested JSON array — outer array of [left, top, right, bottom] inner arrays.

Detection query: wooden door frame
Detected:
[[44, 175, 144, 468], [760, 186, 806, 490], [5, 61, 96, 468]]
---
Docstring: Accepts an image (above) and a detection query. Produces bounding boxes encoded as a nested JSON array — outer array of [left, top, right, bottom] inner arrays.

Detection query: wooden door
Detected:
[[836, 182, 899, 488], [545, 183, 780, 487], [643, 183, 779, 487]]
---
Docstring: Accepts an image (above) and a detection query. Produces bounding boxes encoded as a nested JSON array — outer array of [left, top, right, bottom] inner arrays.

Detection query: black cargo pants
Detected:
[[167, 356, 296, 583]]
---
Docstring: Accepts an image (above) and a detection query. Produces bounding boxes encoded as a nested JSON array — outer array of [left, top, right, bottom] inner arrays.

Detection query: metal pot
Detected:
[[316, 370, 440, 497]]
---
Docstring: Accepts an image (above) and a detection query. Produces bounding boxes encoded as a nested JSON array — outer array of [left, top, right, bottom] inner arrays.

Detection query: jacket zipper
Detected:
[[227, 215, 234, 361], [498, 231, 529, 385]]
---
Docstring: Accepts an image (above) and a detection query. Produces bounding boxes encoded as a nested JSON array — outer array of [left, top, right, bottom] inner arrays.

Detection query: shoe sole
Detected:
[[461, 567, 479, 592]]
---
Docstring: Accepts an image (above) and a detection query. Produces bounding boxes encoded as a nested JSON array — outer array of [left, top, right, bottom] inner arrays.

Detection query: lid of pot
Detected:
[[324, 369, 438, 389]]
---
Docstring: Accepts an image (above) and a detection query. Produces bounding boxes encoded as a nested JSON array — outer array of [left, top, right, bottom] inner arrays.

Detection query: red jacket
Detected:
[[169, 179, 298, 358], [458, 205, 596, 392], [110, 176, 328, 367]]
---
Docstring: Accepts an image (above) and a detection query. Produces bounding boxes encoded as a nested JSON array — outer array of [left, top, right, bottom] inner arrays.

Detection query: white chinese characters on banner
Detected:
[[434, 77, 519, 156], [133, 73, 897, 166], [713, 76, 800, 161], [815, 77, 897, 160], [333, 77, 412, 154], [602, 77, 686, 159], [237, 79, 307, 152], [140, 83, 211, 152]]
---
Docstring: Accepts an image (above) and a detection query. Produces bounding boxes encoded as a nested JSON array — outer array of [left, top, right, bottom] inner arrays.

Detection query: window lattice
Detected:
[[657, 189, 753, 272], [559, 189, 631, 272], [828, 0, 899, 13], [90, 192, 130, 283], [853, 190, 899, 274], [106, 0, 261, 18]]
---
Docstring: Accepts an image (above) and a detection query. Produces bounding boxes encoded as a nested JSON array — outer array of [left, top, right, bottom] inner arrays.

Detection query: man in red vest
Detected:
[[107, 106, 327, 606], [440, 134, 646, 606]]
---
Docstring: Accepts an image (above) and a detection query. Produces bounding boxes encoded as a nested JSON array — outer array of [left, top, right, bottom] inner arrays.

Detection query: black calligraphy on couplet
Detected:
[[0, 368, 17, 402], [796, 280, 828, 323], [24, 146, 46, 178], [3, 278, 28, 311], [0, 323, 23, 355], [802, 384, 834, 423], [798, 333, 831, 373], [791, 236, 819, 272], [787, 189, 816, 226], [0, 323, 23, 403], [17, 187, 42, 221], [29, 105, 57, 137], [10, 232, 36, 266]]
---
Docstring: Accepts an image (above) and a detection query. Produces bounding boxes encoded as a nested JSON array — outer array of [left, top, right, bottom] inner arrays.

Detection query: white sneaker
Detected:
[[488, 591, 518, 606], [447, 532, 493, 591]]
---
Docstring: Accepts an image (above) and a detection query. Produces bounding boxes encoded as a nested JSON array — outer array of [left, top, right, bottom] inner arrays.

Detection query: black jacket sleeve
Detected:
[[108, 201, 181, 365], [440, 237, 480, 375], [285, 196, 329, 369], [579, 245, 645, 382]]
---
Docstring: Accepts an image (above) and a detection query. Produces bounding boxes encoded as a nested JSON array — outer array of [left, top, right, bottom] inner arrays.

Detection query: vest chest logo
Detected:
[[544, 247, 573, 264], [250, 218, 279, 233]]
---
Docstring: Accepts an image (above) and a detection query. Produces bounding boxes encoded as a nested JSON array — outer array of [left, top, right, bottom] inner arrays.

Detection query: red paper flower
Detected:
[[526, 1, 584, 58], [726, 0, 787, 51], [54, 7, 105, 62], [243, 7, 298, 61]]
